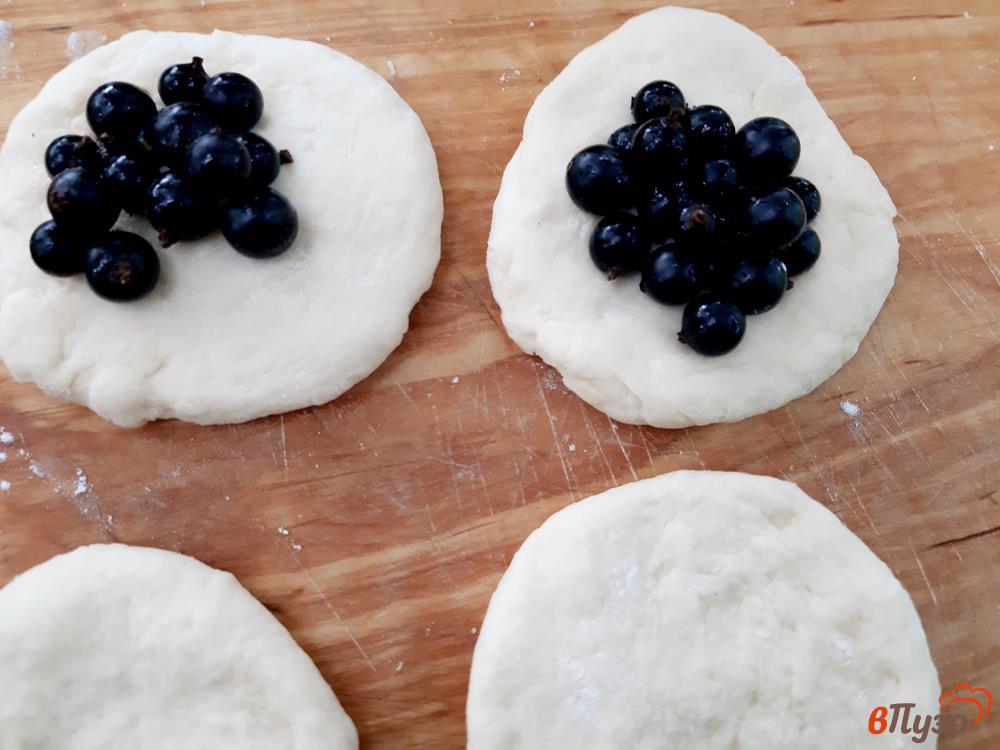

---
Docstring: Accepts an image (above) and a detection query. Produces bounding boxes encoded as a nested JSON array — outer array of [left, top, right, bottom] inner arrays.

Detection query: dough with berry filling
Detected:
[[487, 6, 897, 427], [467, 471, 939, 749], [0, 30, 441, 426], [0, 544, 358, 749]]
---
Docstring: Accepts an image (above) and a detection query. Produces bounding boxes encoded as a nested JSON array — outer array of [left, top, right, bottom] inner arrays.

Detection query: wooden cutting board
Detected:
[[0, 0, 996, 747]]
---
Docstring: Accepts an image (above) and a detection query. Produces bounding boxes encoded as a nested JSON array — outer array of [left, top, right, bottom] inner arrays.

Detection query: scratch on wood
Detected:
[[393, 379, 417, 407], [581, 407, 616, 486], [278, 415, 289, 481], [936, 268, 986, 325], [607, 416, 638, 481], [533, 367, 576, 499], [928, 523, 1000, 550], [634, 428, 655, 468], [909, 542, 939, 606], [846, 479, 881, 537], [683, 432, 707, 471], [298, 563, 377, 672], [948, 213, 1000, 286]]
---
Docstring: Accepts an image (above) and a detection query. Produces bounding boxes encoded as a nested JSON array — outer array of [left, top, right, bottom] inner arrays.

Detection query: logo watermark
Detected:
[[868, 683, 992, 744]]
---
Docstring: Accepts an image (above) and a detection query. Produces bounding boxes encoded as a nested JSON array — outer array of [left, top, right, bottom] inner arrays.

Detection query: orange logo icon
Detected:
[[939, 683, 992, 725], [868, 683, 991, 742]]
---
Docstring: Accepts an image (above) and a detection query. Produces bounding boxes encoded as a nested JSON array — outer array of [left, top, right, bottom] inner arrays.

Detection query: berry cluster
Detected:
[[31, 58, 299, 302], [566, 81, 822, 355]]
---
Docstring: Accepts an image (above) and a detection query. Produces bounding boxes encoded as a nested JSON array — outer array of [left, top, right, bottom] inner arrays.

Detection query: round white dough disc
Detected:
[[467, 471, 939, 749], [0, 543, 358, 749], [487, 7, 898, 427], [0, 30, 442, 427]]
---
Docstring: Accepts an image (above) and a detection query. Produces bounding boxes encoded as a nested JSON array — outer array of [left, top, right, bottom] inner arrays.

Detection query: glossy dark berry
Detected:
[[676, 203, 719, 246], [744, 187, 807, 249], [159, 57, 209, 105], [85, 231, 160, 302], [785, 176, 821, 222], [86, 82, 157, 145], [148, 102, 217, 165], [631, 81, 685, 124], [733, 117, 800, 187], [565, 145, 634, 215], [630, 117, 687, 175], [102, 154, 152, 215], [202, 72, 264, 131], [47, 167, 120, 236], [698, 159, 739, 203], [776, 227, 821, 276], [29, 220, 86, 276], [589, 213, 648, 279], [44, 134, 102, 176], [146, 172, 217, 247], [233, 132, 285, 186], [640, 243, 700, 305], [221, 188, 298, 258], [716, 256, 788, 315], [679, 294, 746, 355], [184, 132, 251, 194], [686, 105, 735, 158], [607, 123, 639, 155], [637, 182, 693, 243]]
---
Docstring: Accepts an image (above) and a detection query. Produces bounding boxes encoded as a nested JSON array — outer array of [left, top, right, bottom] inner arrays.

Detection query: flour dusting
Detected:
[[499, 69, 522, 85], [386, 59, 397, 77], [0, 451, 6, 463], [73, 468, 90, 496], [0, 20, 19, 80], [65, 30, 106, 61], [0, 427, 14, 444], [840, 400, 860, 417], [0, 480, 10, 492]]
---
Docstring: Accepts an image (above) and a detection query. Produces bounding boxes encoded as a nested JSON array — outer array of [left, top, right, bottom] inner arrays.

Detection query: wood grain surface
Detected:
[[0, 0, 997, 747]]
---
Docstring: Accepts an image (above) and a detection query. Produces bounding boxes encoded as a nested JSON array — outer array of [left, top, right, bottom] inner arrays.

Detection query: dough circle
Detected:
[[0, 543, 358, 749], [467, 471, 938, 749], [0, 30, 442, 427], [487, 7, 898, 427]]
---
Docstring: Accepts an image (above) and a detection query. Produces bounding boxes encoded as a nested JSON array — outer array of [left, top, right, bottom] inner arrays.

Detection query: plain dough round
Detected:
[[467, 471, 938, 749], [487, 7, 898, 427], [0, 30, 442, 427], [0, 543, 358, 749]]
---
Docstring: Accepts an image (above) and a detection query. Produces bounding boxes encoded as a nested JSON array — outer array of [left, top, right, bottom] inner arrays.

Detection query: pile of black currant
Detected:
[[566, 81, 822, 355], [31, 57, 299, 302]]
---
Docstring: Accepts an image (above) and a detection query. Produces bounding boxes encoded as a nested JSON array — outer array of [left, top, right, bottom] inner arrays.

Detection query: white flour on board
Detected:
[[74, 468, 90, 496], [0, 428, 14, 445], [0, 480, 10, 492], [840, 400, 861, 417], [65, 30, 106, 61], [0, 20, 19, 81]]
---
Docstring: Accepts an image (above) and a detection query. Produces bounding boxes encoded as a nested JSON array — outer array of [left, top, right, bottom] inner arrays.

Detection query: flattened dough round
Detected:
[[487, 7, 898, 427], [0, 543, 358, 749], [0, 30, 442, 427], [467, 471, 938, 749]]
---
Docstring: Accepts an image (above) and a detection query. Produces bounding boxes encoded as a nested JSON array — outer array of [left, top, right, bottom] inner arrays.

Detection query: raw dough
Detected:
[[487, 7, 898, 427], [0, 543, 358, 749], [0, 30, 442, 427], [467, 471, 938, 749]]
